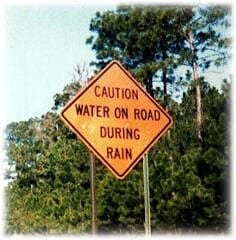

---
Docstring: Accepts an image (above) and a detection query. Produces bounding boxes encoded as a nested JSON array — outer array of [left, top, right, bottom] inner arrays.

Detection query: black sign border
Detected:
[[61, 60, 173, 179]]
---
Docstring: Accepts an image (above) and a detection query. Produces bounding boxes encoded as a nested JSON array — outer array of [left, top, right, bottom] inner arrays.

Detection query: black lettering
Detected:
[[124, 89, 130, 99], [94, 86, 139, 100], [141, 109, 146, 120], [100, 126, 106, 138], [90, 105, 95, 117], [115, 128, 122, 139], [96, 105, 102, 117], [134, 108, 140, 120], [102, 87, 108, 97], [121, 108, 128, 119], [75, 104, 110, 118], [134, 128, 140, 140], [99, 126, 140, 140], [154, 110, 160, 120], [107, 147, 113, 159], [94, 86, 100, 97], [114, 107, 128, 119], [148, 109, 154, 120], [125, 148, 132, 160], [114, 107, 120, 118], [114, 148, 120, 159], [75, 104, 83, 115], [83, 105, 90, 116], [103, 106, 110, 118], [132, 89, 139, 100], [134, 108, 160, 121], [107, 147, 132, 160], [115, 87, 120, 98], [126, 128, 133, 139]]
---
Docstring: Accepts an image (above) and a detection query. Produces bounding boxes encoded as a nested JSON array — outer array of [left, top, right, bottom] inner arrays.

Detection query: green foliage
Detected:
[[5, 110, 91, 234], [147, 81, 230, 233], [86, 5, 231, 102], [96, 164, 144, 233], [182, 5, 231, 70], [4, 78, 230, 234]]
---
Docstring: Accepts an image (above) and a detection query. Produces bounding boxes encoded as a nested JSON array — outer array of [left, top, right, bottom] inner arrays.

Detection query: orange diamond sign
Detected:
[[60, 60, 173, 179]]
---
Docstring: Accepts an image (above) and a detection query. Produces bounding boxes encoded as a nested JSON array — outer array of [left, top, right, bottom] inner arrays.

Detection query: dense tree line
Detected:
[[4, 4, 231, 235]]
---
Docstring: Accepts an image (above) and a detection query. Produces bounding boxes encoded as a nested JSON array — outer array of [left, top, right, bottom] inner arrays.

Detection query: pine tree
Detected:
[[86, 5, 187, 104], [4, 5, 231, 235], [180, 5, 231, 142]]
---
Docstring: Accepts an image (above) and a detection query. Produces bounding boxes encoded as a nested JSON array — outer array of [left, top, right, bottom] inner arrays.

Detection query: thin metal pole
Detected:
[[89, 151, 97, 235], [143, 152, 151, 235]]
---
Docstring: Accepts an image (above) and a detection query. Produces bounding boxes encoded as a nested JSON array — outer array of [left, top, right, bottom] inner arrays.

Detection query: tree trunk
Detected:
[[162, 67, 168, 110], [161, 47, 168, 110], [147, 75, 154, 98], [188, 31, 203, 143]]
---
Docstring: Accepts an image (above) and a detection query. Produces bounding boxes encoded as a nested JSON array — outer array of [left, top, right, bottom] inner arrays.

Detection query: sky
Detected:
[[3, 1, 233, 126], [4, 3, 117, 125]]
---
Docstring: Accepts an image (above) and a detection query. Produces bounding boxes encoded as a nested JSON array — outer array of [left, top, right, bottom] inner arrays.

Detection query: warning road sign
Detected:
[[60, 60, 173, 179]]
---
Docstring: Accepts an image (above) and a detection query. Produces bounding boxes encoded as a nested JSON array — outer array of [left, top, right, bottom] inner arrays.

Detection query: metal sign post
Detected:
[[143, 153, 151, 235], [60, 60, 173, 234], [89, 151, 97, 234]]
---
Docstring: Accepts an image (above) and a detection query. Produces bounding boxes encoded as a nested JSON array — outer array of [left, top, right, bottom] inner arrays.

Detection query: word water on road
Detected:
[[60, 60, 173, 179]]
